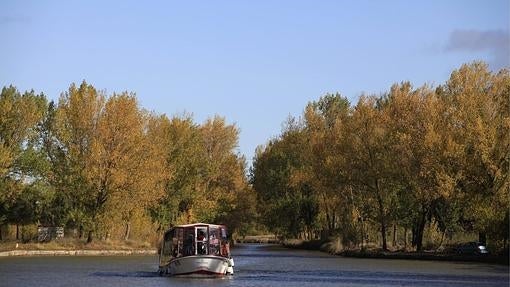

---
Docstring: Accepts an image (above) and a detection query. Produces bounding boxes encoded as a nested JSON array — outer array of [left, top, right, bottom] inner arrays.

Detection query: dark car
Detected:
[[455, 242, 489, 255]]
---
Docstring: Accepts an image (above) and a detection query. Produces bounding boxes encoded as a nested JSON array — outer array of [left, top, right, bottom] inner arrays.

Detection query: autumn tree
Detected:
[[0, 86, 47, 239], [438, 62, 510, 247], [46, 82, 166, 242], [150, 115, 205, 228], [48, 82, 105, 242], [251, 119, 318, 238], [346, 96, 400, 251], [91, 94, 165, 241], [303, 94, 355, 241], [383, 83, 462, 251], [151, 114, 250, 236]]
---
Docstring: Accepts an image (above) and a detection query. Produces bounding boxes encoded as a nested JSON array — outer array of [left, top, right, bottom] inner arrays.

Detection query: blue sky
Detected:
[[1, 0, 509, 164]]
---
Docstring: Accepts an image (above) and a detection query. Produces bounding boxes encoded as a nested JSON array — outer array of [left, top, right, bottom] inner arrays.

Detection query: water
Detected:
[[0, 244, 508, 286]]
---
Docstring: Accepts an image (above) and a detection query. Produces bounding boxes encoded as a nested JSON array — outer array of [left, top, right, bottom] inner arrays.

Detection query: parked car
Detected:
[[454, 242, 489, 255]]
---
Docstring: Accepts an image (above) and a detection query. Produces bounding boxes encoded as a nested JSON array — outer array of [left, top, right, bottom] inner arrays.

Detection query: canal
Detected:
[[0, 244, 508, 286]]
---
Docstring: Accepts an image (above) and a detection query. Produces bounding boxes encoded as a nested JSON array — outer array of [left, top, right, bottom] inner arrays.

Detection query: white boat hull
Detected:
[[159, 255, 232, 277]]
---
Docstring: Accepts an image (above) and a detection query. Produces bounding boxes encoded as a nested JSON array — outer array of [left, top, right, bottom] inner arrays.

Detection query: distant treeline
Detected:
[[1, 62, 508, 252], [251, 62, 509, 251], [0, 82, 256, 243]]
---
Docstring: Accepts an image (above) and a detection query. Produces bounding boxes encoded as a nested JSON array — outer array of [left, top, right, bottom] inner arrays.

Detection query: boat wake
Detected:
[[90, 271, 159, 278]]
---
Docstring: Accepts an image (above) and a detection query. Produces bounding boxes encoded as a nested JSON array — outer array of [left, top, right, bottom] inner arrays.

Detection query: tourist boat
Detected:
[[158, 223, 234, 277]]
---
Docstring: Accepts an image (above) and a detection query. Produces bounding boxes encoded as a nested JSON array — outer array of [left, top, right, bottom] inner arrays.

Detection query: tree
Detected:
[[0, 86, 47, 239], [383, 82, 460, 251], [303, 94, 354, 241], [252, 119, 316, 238], [438, 62, 510, 247], [91, 94, 165, 241], [151, 115, 205, 227], [50, 82, 105, 242], [345, 96, 397, 251], [150, 114, 250, 233]]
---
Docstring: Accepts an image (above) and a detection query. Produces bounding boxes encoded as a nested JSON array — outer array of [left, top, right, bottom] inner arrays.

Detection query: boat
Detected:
[[158, 223, 234, 277]]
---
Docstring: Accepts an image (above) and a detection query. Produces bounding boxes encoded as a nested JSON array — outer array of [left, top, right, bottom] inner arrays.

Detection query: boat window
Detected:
[[209, 227, 220, 255], [161, 230, 174, 263], [164, 229, 173, 241], [196, 227, 208, 255], [162, 225, 231, 258], [183, 228, 195, 256], [219, 227, 230, 257], [172, 229, 179, 257]]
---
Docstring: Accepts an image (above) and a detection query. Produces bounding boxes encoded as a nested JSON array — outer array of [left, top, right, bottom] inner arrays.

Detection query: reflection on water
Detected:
[[91, 271, 159, 278], [1, 244, 508, 287]]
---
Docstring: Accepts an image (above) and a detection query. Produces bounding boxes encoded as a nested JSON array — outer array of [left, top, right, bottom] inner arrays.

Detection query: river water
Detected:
[[0, 244, 508, 286]]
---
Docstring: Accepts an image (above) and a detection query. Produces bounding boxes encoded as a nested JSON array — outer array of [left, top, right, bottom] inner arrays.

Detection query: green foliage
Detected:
[[0, 86, 47, 239], [251, 122, 319, 239], [150, 114, 252, 237], [0, 61, 507, 251], [252, 62, 510, 251], [0, 81, 253, 243]]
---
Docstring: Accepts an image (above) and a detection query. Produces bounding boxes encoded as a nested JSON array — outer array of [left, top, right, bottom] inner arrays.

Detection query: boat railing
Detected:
[[160, 225, 231, 263]]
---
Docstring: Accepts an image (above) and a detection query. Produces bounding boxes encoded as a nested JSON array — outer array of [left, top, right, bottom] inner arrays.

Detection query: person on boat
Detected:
[[209, 232, 220, 255], [197, 230, 207, 255], [183, 234, 194, 256], [221, 240, 231, 257]]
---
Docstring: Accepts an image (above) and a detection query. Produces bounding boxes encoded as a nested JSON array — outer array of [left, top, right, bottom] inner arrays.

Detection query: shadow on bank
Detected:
[[282, 239, 509, 265]]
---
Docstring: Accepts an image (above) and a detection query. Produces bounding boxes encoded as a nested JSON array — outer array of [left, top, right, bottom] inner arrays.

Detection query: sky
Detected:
[[1, 0, 509, 165]]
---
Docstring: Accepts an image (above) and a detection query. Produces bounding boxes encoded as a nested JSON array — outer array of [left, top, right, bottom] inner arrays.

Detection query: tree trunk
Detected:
[[376, 197, 387, 251], [411, 226, 416, 247], [381, 220, 387, 251], [321, 229, 329, 241], [415, 210, 427, 251], [403, 227, 407, 250], [0, 225, 2, 241], [392, 224, 397, 248], [439, 230, 445, 248], [478, 232, 486, 245], [186, 208, 192, 224], [124, 222, 131, 241], [16, 224, 20, 241], [325, 213, 332, 235], [360, 218, 365, 250], [86, 230, 93, 243], [79, 225, 83, 239], [374, 179, 387, 251]]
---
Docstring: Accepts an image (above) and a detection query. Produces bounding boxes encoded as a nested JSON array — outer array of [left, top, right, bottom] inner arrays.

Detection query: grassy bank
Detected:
[[0, 249, 157, 257], [283, 239, 509, 265], [0, 239, 157, 256], [235, 235, 280, 244]]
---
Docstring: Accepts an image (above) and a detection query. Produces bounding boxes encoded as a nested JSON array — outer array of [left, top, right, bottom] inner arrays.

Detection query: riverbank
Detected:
[[283, 239, 509, 265], [235, 234, 280, 244], [0, 249, 157, 257], [0, 239, 157, 257]]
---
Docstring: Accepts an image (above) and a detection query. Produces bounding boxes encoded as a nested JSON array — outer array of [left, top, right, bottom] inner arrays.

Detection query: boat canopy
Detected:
[[171, 223, 226, 229], [159, 223, 231, 266]]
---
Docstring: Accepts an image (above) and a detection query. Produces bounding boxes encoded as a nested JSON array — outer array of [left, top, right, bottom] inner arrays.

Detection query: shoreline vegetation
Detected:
[[1, 236, 507, 266], [0, 249, 156, 257], [0, 61, 508, 259], [0, 239, 156, 257], [281, 239, 510, 265], [251, 62, 509, 256]]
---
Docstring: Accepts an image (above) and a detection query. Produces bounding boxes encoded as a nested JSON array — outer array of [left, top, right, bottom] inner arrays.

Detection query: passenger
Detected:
[[221, 240, 230, 257], [210, 233, 219, 255], [183, 234, 194, 256], [197, 230, 207, 255]]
